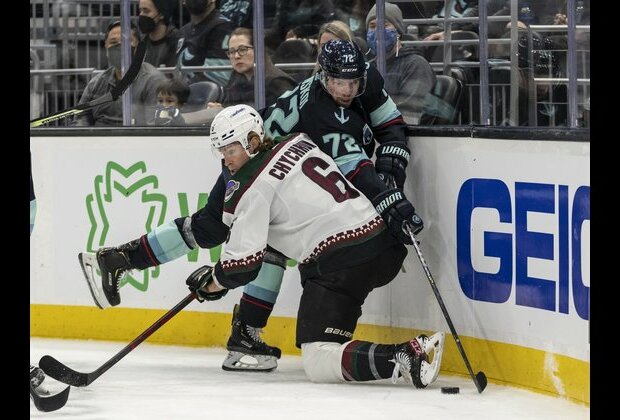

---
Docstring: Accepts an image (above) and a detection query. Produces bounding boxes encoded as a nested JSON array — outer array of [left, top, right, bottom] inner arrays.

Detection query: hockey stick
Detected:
[[29, 37, 148, 128], [30, 382, 70, 412], [39, 291, 197, 387], [404, 224, 488, 393]]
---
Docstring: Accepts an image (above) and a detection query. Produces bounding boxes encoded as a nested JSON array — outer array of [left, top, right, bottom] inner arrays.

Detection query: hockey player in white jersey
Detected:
[[187, 104, 444, 388], [79, 40, 424, 373]]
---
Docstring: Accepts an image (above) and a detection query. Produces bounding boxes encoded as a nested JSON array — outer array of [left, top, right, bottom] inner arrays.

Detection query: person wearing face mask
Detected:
[[177, 0, 234, 86], [365, 2, 435, 125], [152, 78, 190, 126], [139, 0, 181, 68], [71, 21, 167, 126]]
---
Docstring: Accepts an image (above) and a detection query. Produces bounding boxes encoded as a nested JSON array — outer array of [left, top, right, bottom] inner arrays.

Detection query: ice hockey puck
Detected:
[[441, 387, 460, 394]]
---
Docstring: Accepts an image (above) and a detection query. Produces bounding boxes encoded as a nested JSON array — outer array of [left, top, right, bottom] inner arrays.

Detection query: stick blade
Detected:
[[30, 383, 70, 412], [475, 371, 488, 393], [39, 355, 91, 387]]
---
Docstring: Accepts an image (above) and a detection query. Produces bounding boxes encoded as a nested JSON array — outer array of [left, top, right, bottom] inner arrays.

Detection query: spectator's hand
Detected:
[[424, 32, 445, 41], [207, 102, 223, 109], [154, 105, 184, 126], [554, 13, 567, 25]]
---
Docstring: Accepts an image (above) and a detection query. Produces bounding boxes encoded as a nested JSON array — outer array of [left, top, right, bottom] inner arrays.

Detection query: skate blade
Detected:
[[419, 332, 445, 386], [221, 351, 278, 372], [78, 252, 110, 309]]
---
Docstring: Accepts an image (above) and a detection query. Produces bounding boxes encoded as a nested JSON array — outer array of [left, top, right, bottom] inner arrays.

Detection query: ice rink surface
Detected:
[[30, 338, 589, 419]]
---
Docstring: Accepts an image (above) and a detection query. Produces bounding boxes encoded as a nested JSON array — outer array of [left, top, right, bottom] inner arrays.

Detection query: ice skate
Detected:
[[391, 332, 445, 388], [222, 305, 281, 372], [79, 239, 138, 309]]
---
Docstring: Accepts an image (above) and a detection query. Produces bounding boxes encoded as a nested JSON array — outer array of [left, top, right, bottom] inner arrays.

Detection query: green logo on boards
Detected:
[[85, 161, 167, 291]]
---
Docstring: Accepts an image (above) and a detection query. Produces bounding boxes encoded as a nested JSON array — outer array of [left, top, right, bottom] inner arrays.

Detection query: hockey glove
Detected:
[[372, 188, 424, 245], [375, 142, 410, 189], [153, 106, 185, 126], [186, 265, 228, 302]]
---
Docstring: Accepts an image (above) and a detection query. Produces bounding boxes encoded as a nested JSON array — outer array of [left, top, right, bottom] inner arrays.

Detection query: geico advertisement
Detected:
[[410, 136, 589, 361]]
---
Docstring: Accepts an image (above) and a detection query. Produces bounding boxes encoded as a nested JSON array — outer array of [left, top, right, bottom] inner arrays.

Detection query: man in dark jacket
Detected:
[[176, 0, 234, 86], [139, 0, 181, 68], [366, 2, 436, 125], [72, 21, 166, 126]]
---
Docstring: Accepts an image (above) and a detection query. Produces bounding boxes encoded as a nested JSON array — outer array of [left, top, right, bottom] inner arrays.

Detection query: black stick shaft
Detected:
[[407, 227, 487, 393], [89, 292, 196, 382], [41, 292, 197, 386]]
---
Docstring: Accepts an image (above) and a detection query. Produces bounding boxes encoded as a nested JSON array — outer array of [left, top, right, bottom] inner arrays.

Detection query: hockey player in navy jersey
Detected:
[[186, 104, 444, 388], [79, 40, 424, 373]]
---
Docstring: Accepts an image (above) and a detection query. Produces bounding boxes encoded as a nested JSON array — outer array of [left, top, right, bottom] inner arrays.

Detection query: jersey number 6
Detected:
[[302, 157, 360, 203]]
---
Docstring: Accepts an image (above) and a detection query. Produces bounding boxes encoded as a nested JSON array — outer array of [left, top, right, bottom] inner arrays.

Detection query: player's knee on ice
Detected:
[[301, 341, 347, 383]]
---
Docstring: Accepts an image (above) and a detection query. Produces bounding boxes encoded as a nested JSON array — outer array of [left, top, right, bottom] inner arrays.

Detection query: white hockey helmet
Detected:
[[209, 104, 265, 158]]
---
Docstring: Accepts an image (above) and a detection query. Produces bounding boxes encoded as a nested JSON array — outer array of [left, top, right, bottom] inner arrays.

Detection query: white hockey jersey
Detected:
[[214, 133, 386, 289]]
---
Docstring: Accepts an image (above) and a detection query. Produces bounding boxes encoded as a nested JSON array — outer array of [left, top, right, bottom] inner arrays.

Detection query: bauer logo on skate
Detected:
[[456, 178, 590, 320]]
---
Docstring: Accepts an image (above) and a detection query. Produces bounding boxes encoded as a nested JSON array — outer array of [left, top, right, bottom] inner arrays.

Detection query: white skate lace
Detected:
[[247, 326, 265, 344], [391, 352, 411, 384], [112, 268, 133, 292]]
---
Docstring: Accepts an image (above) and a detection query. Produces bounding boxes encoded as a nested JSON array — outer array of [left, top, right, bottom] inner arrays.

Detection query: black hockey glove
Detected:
[[375, 142, 410, 189], [186, 265, 228, 302], [371, 188, 424, 245], [153, 106, 185, 126]]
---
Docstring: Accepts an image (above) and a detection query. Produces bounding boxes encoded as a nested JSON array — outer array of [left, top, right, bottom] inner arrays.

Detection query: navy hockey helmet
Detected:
[[318, 39, 367, 97]]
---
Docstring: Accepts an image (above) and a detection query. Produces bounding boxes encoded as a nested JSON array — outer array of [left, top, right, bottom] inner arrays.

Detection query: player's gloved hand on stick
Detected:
[[372, 188, 424, 245], [186, 265, 228, 302], [375, 142, 410, 189]]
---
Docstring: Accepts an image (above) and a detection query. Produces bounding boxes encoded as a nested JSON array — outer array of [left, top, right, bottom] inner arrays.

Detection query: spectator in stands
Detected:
[[156, 78, 190, 108], [152, 78, 190, 126], [366, 3, 436, 124], [272, 38, 316, 83], [72, 21, 166, 126], [422, 0, 479, 39], [139, 0, 181, 68], [208, 27, 297, 110], [177, 0, 233, 86], [285, 23, 320, 44], [489, 21, 566, 126], [218, 0, 253, 28], [264, 0, 336, 54], [318, 20, 367, 55], [332, 0, 372, 37], [307, 20, 369, 77]]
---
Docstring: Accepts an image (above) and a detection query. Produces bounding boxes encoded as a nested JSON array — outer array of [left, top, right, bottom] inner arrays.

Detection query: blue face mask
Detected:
[[366, 28, 399, 56]]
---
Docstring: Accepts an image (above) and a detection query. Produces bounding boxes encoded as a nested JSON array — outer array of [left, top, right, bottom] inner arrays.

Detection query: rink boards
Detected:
[[30, 133, 589, 404]]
